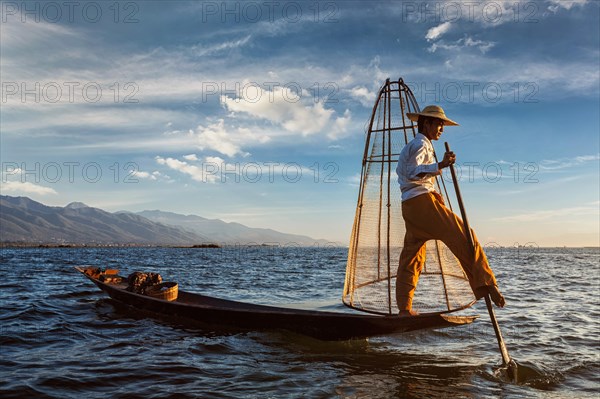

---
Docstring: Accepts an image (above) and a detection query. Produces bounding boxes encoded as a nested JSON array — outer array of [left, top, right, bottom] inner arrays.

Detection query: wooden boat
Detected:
[[76, 267, 477, 341]]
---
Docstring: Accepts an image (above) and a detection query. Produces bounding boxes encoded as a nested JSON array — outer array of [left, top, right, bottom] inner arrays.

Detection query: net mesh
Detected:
[[343, 79, 475, 315]]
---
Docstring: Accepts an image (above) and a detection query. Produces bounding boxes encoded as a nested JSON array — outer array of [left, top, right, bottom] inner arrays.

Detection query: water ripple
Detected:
[[0, 247, 598, 398]]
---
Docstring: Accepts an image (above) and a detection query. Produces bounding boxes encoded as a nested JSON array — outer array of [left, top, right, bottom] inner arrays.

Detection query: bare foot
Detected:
[[398, 309, 419, 317], [489, 285, 506, 308]]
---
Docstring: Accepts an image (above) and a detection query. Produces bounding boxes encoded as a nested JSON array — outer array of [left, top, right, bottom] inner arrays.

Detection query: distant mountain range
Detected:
[[135, 210, 333, 246], [0, 195, 335, 246]]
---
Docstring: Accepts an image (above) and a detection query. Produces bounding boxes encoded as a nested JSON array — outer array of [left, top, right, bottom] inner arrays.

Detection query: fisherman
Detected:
[[395, 105, 505, 317]]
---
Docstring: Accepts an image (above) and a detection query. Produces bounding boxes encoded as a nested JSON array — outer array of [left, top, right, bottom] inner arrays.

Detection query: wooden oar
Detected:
[[444, 142, 514, 375]]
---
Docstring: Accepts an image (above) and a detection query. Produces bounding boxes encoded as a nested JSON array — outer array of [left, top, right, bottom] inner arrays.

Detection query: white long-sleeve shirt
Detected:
[[396, 133, 441, 201]]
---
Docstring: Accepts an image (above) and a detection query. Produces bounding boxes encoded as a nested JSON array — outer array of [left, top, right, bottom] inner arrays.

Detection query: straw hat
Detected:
[[406, 105, 459, 126]]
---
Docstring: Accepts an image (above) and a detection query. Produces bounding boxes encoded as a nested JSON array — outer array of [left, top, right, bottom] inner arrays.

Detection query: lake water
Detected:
[[1, 246, 598, 398]]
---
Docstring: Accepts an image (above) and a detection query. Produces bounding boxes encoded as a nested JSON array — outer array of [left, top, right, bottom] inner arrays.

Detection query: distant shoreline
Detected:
[[0, 242, 224, 248], [0, 242, 595, 249], [0, 242, 348, 249]]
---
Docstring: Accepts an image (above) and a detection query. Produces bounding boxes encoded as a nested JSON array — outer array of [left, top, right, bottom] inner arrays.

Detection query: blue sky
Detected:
[[1, 0, 598, 246]]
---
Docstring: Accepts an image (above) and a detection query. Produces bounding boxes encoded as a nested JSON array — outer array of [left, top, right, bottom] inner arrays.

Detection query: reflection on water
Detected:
[[0, 246, 598, 398]]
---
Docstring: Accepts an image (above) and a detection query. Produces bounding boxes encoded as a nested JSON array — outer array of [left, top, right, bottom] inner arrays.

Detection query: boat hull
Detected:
[[77, 268, 477, 341]]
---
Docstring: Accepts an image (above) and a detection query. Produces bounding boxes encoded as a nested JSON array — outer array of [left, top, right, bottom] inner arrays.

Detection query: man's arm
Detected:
[[415, 150, 456, 178]]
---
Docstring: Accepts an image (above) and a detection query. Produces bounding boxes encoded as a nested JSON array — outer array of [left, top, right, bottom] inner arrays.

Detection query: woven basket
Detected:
[[146, 282, 178, 301]]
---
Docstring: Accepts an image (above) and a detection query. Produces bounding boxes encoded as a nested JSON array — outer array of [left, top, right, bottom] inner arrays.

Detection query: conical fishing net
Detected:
[[343, 78, 475, 315]]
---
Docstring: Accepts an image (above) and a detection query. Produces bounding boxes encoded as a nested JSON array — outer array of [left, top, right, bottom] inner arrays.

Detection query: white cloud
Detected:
[[421, 1, 590, 54], [464, 37, 495, 52], [0, 20, 79, 62], [426, 22, 452, 41], [538, 154, 600, 171], [3, 9, 596, 156], [1, 106, 193, 136], [328, 109, 353, 140], [130, 170, 169, 181], [428, 36, 495, 54], [411, 51, 598, 102], [156, 156, 215, 183], [155, 155, 324, 185], [190, 35, 252, 56], [221, 86, 323, 134], [349, 86, 376, 107], [445, 1, 539, 27], [1, 167, 58, 194], [574, 155, 600, 163], [221, 85, 352, 138], [190, 119, 276, 158], [492, 202, 600, 222], [131, 170, 155, 180], [183, 154, 198, 161], [347, 173, 362, 186], [156, 155, 239, 183], [194, 119, 249, 158], [205, 156, 225, 165], [546, 0, 589, 11], [1, 181, 57, 195], [395, 1, 565, 29]]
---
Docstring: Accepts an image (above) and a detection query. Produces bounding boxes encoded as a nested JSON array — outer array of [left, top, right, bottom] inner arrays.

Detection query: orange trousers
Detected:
[[396, 192, 497, 311]]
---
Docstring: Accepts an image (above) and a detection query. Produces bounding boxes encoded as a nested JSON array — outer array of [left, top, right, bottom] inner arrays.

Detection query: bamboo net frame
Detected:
[[343, 78, 475, 315]]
